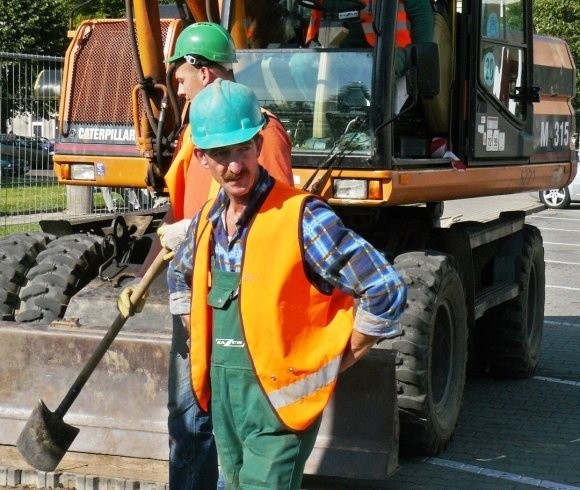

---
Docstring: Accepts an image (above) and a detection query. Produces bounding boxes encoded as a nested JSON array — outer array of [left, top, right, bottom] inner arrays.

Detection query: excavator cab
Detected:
[[225, 0, 440, 175], [52, 0, 448, 193], [225, 0, 574, 202]]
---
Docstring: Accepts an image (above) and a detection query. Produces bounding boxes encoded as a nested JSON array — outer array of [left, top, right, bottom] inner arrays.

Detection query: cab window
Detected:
[[479, 0, 527, 120]]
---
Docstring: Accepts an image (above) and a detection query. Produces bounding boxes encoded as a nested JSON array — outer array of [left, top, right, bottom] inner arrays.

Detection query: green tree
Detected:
[[0, 0, 71, 55], [0, 0, 74, 133], [71, 0, 126, 25], [534, 0, 580, 122]]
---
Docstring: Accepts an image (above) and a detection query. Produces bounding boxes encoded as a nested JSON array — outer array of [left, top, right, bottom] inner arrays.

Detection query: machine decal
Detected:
[[78, 127, 136, 143], [539, 120, 571, 148], [520, 167, 535, 186], [483, 52, 495, 87], [535, 117, 572, 153], [478, 116, 506, 152]]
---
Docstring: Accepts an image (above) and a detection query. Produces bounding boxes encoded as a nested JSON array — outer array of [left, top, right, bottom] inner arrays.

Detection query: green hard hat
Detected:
[[190, 79, 265, 150], [165, 22, 237, 64]]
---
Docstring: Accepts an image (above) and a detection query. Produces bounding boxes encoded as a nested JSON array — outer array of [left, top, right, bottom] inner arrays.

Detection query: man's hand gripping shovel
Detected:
[[16, 248, 174, 472]]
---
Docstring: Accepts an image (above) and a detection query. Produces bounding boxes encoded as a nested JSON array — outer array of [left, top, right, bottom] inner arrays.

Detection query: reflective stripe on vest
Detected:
[[268, 353, 343, 410], [396, 0, 412, 48], [190, 182, 354, 430]]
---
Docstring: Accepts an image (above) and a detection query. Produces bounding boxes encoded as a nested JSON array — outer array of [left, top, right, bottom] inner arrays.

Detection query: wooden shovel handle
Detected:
[[55, 248, 173, 418]]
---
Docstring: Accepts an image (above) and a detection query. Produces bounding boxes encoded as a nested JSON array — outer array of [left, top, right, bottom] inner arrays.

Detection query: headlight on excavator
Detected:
[[333, 179, 369, 199], [70, 164, 96, 181]]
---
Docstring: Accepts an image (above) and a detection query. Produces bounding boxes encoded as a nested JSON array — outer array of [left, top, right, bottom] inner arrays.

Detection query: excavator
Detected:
[[0, 0, 576, 485]]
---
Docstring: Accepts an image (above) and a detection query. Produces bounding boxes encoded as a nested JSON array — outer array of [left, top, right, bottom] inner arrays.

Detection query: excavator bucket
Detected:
[[0, 309, 398, 481], [306, 348, 399, 480]]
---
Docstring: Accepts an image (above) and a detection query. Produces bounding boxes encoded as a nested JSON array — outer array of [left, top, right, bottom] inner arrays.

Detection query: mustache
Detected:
[[223, 169, 247, 182]]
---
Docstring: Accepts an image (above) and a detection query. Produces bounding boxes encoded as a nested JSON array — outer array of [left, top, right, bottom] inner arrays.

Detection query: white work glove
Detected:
[[157, 219, 191, 251], [117, 277, 149, 318]]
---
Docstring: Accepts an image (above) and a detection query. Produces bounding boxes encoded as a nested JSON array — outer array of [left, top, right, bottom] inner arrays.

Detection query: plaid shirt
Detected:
[[167, 167, 406, 337]]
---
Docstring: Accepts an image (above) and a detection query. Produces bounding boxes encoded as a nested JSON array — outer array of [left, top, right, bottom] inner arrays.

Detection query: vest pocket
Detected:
[[207, 284, 239, 310]]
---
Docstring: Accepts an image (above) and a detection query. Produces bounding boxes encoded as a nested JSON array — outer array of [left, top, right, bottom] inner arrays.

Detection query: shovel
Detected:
[[16, 247, 173, 472]]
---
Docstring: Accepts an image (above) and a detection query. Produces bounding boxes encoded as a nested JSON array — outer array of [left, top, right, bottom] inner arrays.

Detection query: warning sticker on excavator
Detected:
[[479, 116, 505, 152], [483, 52, 495, 87]]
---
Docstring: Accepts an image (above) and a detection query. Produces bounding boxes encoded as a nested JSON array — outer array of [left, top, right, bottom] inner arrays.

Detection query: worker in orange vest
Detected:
[[164, 24, 293, 222], [167, 79, 407, 489], [390, 0, 434, 77], [306, 0, 433, 53], [292, 0, 433, 109], [118, 22, 293, 490]]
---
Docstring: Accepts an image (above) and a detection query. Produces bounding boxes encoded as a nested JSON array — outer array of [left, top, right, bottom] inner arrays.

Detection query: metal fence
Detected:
[[0, 52, 154, 238]]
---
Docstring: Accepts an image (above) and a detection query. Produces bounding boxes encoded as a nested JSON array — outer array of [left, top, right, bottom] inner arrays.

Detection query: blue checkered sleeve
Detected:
[[302, 198, 406, 337], [167, 216, 198, 315]]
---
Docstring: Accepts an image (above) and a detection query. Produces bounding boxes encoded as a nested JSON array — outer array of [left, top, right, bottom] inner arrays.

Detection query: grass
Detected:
[[0, 180, 122, 238], [0, 222, 42, 236], [0, 180, 67, 214]]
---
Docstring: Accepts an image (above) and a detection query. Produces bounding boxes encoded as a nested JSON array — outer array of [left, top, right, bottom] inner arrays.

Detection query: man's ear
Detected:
[[194, 147, 209, 168], [200, 66, 215, 86], [255, 134, 263, 157]]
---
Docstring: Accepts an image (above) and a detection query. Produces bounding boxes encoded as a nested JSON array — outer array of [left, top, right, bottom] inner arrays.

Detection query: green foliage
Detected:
[[534, 0, 580, 120], [0, 0, 71, 56], [70, 0, 126, 26], [1, 0, 178, 53], [70, 0, 176, 26]]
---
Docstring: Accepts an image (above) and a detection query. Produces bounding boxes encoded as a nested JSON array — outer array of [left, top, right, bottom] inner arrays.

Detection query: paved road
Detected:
[[306, 198, 580, 489], [2, 195, 579, 489]]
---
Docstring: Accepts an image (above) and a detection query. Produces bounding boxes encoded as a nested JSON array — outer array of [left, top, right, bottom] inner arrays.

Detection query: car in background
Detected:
[[0, 133, 53, 169], [538, 151, 580, 209], [0, 157, 30, 179], [38, 136, 55, 155]]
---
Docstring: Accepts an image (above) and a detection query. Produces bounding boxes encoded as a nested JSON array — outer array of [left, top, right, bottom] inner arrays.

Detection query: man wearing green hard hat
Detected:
[[163, 22, 292, 218], [118, 22, 292, 490], [167, 79, 406, 489], [165, 21, 238, 65]]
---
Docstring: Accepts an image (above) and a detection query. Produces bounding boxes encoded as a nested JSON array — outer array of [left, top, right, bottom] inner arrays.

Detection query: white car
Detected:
[[539, 152, 580, 209]]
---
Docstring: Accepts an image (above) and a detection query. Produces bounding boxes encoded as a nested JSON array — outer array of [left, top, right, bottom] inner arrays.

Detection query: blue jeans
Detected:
[[168, 315, 225, 489]]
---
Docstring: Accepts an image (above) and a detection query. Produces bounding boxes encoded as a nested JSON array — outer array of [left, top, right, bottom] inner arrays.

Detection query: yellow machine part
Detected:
[[53, 156, 150, 188], [292, 161, 574, 206]]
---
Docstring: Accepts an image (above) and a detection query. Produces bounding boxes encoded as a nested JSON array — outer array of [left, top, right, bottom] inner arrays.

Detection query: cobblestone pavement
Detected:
[[305, 200, 580, 489], [2, 196, 579, 489]]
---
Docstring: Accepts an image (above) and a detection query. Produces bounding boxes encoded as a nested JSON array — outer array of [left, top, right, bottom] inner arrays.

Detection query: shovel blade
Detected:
[[16, 399, 79, 472]]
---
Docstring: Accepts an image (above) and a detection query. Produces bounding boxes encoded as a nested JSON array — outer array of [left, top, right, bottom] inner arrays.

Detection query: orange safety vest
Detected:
[[364, 0, 411, 47], [360, 1, 374, 46], [190, 182, 355, 430], [395, 0, 412, 48], [307, 0, 411, 48]]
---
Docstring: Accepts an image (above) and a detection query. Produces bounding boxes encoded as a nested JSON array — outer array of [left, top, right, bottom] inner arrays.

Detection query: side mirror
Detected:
[[405, 42, 440, 99]]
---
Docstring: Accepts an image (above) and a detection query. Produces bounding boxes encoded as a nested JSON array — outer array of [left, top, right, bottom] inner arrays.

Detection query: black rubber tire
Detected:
[[539, 188, 571, 209], [0, 232, 54, 320], [15, 234, 110, 323], [483, 225, 545, 378], [380, 251, 468, 456]]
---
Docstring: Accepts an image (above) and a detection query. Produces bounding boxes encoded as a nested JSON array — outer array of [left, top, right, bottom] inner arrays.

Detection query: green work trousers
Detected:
[[208, 268, 320, 490]]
